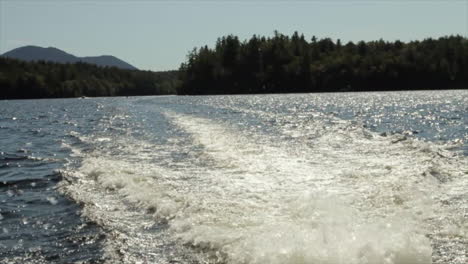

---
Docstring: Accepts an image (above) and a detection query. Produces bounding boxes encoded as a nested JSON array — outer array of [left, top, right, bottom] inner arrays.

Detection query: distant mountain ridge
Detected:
[[1, 46, 138, 70]]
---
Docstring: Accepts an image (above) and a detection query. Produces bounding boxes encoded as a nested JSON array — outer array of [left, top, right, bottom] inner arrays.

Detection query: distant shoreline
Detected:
[[1, 34, 466, 99], [2, 88, 467, 101]]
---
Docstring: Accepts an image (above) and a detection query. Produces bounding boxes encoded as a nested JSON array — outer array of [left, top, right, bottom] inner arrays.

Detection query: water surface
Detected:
[[1, 90, 467, 263]]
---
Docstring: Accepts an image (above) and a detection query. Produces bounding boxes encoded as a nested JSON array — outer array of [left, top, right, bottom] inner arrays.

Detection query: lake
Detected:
[[1, 90, 467, 263]]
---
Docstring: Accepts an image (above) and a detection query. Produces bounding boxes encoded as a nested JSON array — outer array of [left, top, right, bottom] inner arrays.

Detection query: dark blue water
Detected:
[[0, 90, 467, 263], [0, 99, 106, 263]]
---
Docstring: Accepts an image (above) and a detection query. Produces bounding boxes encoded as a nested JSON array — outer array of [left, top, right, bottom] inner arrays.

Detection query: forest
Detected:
[[0, 58, 179, 99], [178, 33, 467, 94], [0, 33, 466, 99]]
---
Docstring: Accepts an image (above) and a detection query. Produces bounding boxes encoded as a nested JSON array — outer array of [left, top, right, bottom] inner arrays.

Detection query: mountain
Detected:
[[80, 55, 137, 70], [1, 46, 138, 70]]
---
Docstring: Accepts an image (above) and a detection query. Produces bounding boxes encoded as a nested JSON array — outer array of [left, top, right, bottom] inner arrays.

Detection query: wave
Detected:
[[59, 111, 468, 264], [0, 152, 32, 162]]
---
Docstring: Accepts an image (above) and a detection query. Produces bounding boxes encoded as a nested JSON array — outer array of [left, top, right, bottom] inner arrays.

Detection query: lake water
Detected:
[[0, 90, 467, 264]]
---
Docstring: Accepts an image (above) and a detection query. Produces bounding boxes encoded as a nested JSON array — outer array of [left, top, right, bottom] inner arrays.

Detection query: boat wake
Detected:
[[59, 109, 467, 264]]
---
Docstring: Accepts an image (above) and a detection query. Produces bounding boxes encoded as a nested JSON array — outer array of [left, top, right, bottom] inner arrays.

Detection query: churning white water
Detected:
[[59, 91, 467, 264]]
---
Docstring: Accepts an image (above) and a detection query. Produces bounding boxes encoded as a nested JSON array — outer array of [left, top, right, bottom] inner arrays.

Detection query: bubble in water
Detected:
[[0, 213, 3, 220], [2, 227, 8, 234], [47, 196, 58, 205]]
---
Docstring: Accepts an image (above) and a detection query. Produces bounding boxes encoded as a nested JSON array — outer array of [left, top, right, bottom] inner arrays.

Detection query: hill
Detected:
[[2, 46, 138, 70]]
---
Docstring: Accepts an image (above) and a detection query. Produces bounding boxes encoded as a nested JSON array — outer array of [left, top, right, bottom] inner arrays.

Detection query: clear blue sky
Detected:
[[1, 0, 467, 71]]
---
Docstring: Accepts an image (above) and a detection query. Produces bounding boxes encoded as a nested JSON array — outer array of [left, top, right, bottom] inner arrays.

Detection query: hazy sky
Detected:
[[1, 0, 467, 71]]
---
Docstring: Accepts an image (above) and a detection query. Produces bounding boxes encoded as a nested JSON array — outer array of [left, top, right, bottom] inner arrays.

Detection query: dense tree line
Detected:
[[1, 33, 466, 99], [0, 57, 180, 99], [178, 32, 468, 94]]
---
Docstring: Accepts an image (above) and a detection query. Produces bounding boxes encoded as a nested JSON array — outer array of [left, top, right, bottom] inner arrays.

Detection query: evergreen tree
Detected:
[[178, 33, 468, 95]]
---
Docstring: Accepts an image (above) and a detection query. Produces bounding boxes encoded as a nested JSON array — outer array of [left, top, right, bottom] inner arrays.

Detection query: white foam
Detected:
[[60, 109, 468, 264]]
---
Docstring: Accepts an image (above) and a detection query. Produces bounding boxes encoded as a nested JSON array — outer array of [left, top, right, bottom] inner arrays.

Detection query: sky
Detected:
[[0, 0, 467, 71]]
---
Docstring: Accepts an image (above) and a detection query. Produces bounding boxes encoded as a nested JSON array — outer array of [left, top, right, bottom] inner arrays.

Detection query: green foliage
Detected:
[[2, 34, 466, 99], [0, 58, 179, 99], [178, 33, 468, 94]]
